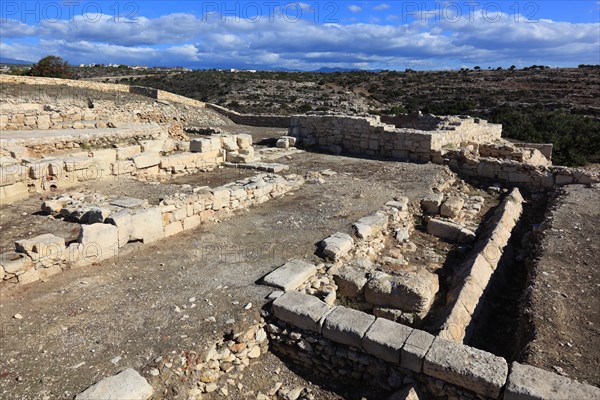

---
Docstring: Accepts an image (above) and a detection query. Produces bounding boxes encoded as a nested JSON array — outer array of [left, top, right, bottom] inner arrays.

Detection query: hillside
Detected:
[[83, 66, 600, 166]]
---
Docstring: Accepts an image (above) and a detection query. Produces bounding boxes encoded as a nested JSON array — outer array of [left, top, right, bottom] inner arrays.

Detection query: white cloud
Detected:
[[373, 4, 391, 11], [1, 9, 598, 70], [348, 5, 362, 13]]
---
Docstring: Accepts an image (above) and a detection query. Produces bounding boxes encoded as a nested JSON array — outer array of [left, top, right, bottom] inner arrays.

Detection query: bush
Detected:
[[28, 55, 73, 79]]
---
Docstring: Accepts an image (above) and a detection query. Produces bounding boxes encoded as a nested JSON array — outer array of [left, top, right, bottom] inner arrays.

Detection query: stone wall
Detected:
[[447, 152, 598, 188], [0, 133, 255, 204], [268, 291, 600, 400], [206, 104, 291, 128], [288, 114, 502, 163], [438, 189, 524, 343], [1, 173, 305, 285]]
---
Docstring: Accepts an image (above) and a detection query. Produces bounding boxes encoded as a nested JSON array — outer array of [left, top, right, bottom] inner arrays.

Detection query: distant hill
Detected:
[[0, 57, 32, 65]]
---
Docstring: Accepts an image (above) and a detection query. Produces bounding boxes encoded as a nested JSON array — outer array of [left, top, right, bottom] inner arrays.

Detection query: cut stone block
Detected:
[[183, 215, 201, 230], [423, 337, 508, 398], [0, 252, 31, 275], [263, 259, 318, 291], [132, 153, 160, 169], [320, 232, 354, 261], [353, 212, 388, 239], [116, 145, 141, 160], [333, 265, 368, 298], [400, 329, 435, 373], [106, 211, 133, 248], [428, 219, 475, 243], [19, 268, 40, 285], [504, 362, 600, 400], [236, 134, 253, 148], [75, 368, 153, 400], [364, 270, 439, 315], [221, 135, 239, 151], [77, 223, 119, 262], [15, 233, 65, 254], [421, 193, 444, 215], [272, 291, 331, 333], [110, 197, 147, 209], [212, 187, 230, 210], [190, 138, 214, 153], [164, 221, 183, 237], [130, 208, 164, 244], [140, 139, 165, 153], [322, 306, 376, 349], [440, 196, 465, 218], [362, 318, 413, 363]]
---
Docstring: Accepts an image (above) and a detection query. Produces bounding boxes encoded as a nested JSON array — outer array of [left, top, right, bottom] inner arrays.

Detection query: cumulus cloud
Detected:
[[373, 4, 391, 11], [1, 8, 598, 70], [348, 5, 362, 13]]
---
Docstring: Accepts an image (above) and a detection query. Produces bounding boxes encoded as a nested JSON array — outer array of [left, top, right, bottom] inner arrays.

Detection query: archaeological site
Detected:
[[0, 75, 599, 400]]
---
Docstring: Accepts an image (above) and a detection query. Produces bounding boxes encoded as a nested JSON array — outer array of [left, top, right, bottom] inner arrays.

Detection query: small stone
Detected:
[[244, 302, 252, 310], [13, 313, 23, 320], [149, 368, 159, 376]]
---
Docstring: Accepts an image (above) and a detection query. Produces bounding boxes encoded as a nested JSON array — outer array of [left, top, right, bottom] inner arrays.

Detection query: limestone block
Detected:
[[440, 196, 465, 219], [190, 138, 214, 153], [421, 193, 444, 215], [423, 337, 508, 398], [77, 224, 119, 262], [106, 211, 133, 248], [0, 164, 27, 186], [16, 233, 65, 258], [353, 212, 388, 239], [322, 306, 376, 348], [0, 265, 4, 281], [364, 270, 438, 314], [110, 197, 147, 209], [400, 329, 435, 373], [182, 214, 201, 230], [427, 219, 475, 243], [37, 114, 51, 129], [0, 182, 29, 202], [140, 139, 165, 153], [362, 318, 413, 363], [19, 268, 40, 285], [0, 252, 32, 275], [164, 221, 183, 237], [75, 368, 153, 400], [132, 153, 160, 169], [504, 362, 600, 400], [221, 135, 239, 151], [211, 187, 230, 210], [112, 160, 135, 175], [386, 197, 409, 212], [130, 207, 164, 243], [272, 291, 332, 333], [320, 232, 354, 261], [236, 134, 253, 149], [91, 149, 117, 164], [333, 265, 368, 298], [263, 259, 318, 291], [116, 145, 141, 160]]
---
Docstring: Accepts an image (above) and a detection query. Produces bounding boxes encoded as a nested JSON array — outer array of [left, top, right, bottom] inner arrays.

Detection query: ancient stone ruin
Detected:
[[1, 75, 598, 400]]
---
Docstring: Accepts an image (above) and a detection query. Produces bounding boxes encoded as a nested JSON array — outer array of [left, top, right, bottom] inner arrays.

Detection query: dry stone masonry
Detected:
[[0, 173, 304, 285]]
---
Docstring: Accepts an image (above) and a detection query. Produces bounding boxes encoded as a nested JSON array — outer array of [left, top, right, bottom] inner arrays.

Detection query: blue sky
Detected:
[[1, 1, 599, 70]]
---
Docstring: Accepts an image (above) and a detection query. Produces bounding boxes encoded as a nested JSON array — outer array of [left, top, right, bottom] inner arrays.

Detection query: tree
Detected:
[[28, 55, 73, 78], [474, 66, 481, 71]]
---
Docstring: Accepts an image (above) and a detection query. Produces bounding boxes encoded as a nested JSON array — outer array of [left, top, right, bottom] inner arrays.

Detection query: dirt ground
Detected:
[[0, 150, 447, 399], [521, 184, 600, 386]]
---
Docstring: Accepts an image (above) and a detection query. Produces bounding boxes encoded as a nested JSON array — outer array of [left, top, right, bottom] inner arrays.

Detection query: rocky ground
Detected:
[[521, 184, 600, 386], [0, 143, 447, 399]]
